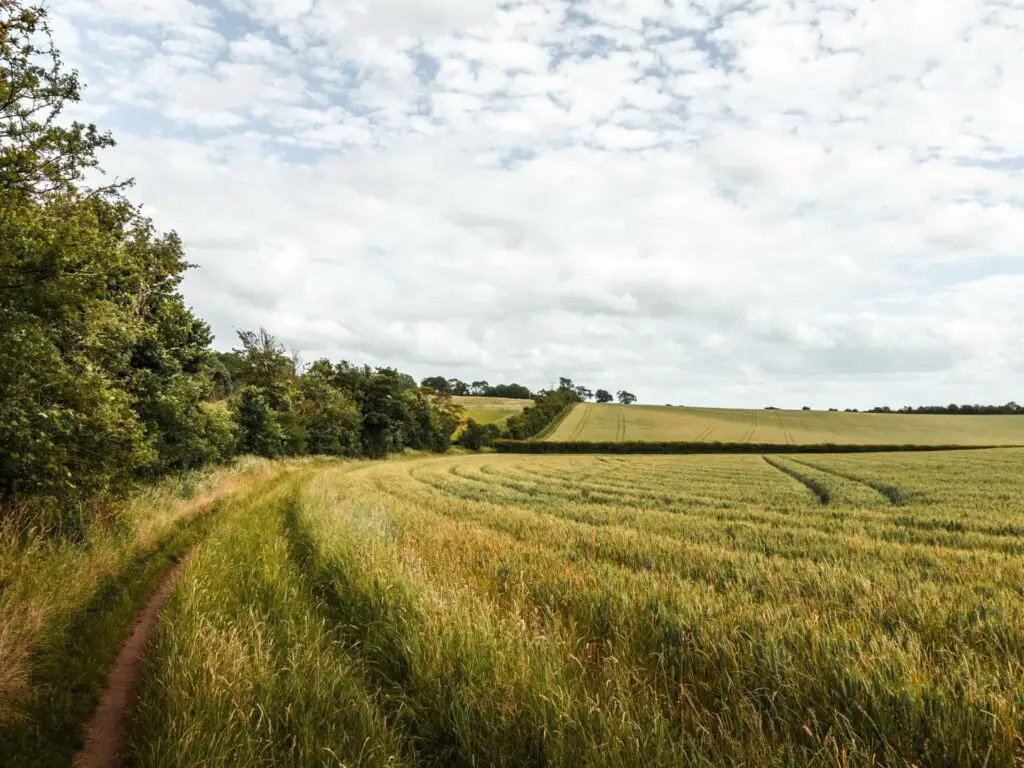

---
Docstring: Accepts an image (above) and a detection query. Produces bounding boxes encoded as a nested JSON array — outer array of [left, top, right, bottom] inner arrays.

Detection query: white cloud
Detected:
[[45, 0, 1024, 407]]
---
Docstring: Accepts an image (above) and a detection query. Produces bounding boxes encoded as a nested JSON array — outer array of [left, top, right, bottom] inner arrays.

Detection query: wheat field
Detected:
[[123, 448, 1024, 766], [545, 404, 1024, 446]]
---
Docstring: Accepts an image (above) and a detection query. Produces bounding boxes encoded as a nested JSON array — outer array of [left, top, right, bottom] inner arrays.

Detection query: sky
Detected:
[[48, 0, 1024, 408]]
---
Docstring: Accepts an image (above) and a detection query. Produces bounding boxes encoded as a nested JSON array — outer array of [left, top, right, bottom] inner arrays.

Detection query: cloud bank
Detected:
[[50, 0, 1024, 407]]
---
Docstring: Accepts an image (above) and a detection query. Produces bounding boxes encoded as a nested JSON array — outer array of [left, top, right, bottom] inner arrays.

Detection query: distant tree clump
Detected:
[[504, 378, 585, 440], [868, 402, 1023, 415], [420, 377, 533, 400], [221, 329, 464, 461], [617, 391, 638, 405]]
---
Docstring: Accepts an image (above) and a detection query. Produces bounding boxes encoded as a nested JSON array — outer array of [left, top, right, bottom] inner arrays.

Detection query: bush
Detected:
[[456, 420, 502, 451], [233, 388, 287, 458]]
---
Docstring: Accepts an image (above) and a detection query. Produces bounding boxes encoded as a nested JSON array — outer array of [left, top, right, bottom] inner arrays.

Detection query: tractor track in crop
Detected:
[[762, 456, 832, 505], [787, 458, 909, 506]]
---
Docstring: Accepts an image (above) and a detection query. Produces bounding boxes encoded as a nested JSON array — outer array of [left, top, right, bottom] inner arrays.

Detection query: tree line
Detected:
[[765, 404, 1023, 415], [866, 403, 1023, 415], [417, 376, 637, 406], [419, 378, 533, 399]]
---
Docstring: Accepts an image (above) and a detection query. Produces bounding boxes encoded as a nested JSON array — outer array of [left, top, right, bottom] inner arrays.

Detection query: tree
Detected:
[[360, 368, 409, 457], [457, 418, 501, 451], [488, 382, 532, 399], [298, 360, 360, 457], [420, 376, 450, 393], [396, 373, 417, 392], [575, 386, 593, 402], [232, 328, 294, 398], [617, 391, 637, 405], [0, 1, 232, 528], [471, 380, 490, 396], [447, 378, 470, 396], [0, 1, 116, 210], [595, 389, 613, 404], [234, 387, 285, 458], [403, 388, 463, 452]]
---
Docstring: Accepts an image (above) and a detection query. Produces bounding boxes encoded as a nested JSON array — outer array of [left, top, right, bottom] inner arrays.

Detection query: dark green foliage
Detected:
[[298, 363, 360, 457], [493, 440, 1001, 455], [595, 389, 614, 403], [420, 376, 450, 392], [233, 387, 287, 458], [487, 383, 532, 399], [357, 368, 411, 457], [402, 388, 463, 453], [447, 378, 470, 396], [616, 391, 637, 405], [869, 402, 1024, 415], [225, 334, 462, 460], [421, 377, 533, 399], [503, 384, 582, 440], [457, 419, 502, 451]]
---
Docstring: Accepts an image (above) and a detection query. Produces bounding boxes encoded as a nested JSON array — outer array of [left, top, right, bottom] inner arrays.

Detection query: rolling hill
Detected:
[[453, 396, 529, 430], [544, 404, 1024, 446]]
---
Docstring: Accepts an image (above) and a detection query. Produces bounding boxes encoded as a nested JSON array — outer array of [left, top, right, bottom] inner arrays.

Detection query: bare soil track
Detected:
[[73, 557, 188, 768]]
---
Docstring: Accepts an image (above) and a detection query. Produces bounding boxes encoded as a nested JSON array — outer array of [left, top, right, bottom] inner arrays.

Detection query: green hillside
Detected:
[[453, 396, 528, 429], [545, 404, 1024, 446]]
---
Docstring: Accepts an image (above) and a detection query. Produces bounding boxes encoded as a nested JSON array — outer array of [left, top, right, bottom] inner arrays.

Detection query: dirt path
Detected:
[[73, 558, 189, 768]]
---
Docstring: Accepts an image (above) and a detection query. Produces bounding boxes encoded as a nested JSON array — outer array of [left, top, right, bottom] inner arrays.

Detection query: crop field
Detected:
[[547, 403, 1024, 446], [453, 396, 528, 430], [6, 448, 1019, 767]]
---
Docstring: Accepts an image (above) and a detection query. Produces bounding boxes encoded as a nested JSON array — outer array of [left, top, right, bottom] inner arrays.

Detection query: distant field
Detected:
[[453, 396, 528, 429], [546, 403, 1024, 445]]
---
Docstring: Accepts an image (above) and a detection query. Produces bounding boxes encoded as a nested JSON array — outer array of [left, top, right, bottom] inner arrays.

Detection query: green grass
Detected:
[[0, 458, 283, 765], [130, 469, 412, 767], [128, 449, 1024, 766], [546, 403, 1024, 445], [452, 396, 528, 431]]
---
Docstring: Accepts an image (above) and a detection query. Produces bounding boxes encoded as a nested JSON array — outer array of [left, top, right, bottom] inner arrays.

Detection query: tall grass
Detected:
[[0, 458, 278, 765], [133, 450, 1024, 766], [130, 469, 412, 767]]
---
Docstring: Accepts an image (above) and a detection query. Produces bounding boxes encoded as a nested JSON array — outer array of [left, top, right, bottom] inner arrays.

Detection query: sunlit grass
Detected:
[[0, 458, 281, 764], [134, 449, 1024, 766]]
